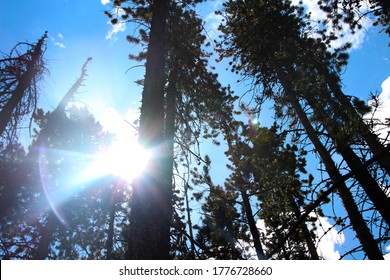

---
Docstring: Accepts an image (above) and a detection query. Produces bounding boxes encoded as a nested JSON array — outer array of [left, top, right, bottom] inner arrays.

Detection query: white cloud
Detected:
[[291, 0, 327, 21], [54, 42, 66, 49], [292, 0, 372, 50], [367, 76, 390, 141], [310, 216, 345, 260], [252, 215, 345, 260], [205, 12, 224, 37], [92, 106, 139, 139], [101, 0, 110, 5], [105, 21, 126, 40], [51, 33, 66, 48], [203, 0, 224, 39], [384, 245, 390, 260], [105, 8, 127, 40]]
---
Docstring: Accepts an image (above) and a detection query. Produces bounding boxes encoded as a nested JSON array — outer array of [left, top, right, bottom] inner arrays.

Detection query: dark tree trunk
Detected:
[[0, 32, 47, 136], [33, 212, 56, 260], [289, 197, 320, 260], [278, 72, 384, 259], [106, 187, 116, 260], [240, 188, 267, 260], [315, 64, 390, 175], [127, 0, 171, 260], [303, 91, 390, 226]]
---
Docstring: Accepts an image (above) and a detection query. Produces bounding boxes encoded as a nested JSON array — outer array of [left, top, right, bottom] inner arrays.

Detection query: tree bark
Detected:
[[278, 72, 384, 259], [32, 212, 56, 260], [303, 90, 390, 226], [240, 188, 267, 260], [0, 32, 47, 136], [313, 63, 390, 175], [127, 0, 171, 260], [289, 197, 320, 260]]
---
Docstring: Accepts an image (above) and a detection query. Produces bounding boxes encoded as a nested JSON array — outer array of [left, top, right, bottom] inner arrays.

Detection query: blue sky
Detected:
[[1, 0, 389, 259]]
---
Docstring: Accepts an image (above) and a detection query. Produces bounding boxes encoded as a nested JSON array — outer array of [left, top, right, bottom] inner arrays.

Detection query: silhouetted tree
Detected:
[[0, 32, 48, 147]]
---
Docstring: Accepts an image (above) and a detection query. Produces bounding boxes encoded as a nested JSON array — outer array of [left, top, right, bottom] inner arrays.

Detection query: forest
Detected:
[[0, 0, 389, 260]]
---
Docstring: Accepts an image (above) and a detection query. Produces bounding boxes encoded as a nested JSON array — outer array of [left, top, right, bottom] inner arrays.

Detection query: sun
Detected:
[[84, 137, 152, 182], [104, 138, 152, 181]]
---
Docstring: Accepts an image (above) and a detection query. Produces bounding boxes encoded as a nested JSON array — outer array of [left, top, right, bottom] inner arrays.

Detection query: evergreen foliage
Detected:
[[1, 0, 389, 260]]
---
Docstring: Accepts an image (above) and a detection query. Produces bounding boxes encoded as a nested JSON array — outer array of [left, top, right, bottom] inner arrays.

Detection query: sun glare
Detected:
[[86, 137, 152, 182]]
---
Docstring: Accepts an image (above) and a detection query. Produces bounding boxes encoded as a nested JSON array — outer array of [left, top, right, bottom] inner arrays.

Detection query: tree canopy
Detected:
[[1, 0, 389, 260]]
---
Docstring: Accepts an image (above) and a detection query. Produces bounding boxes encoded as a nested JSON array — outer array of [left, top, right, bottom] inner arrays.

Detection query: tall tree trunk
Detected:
[[222, 126, 267, 260], [127, 0, 171, 260], [303, 91, 390, 226], [106, 186, 116, 260], [184, 184, 196, 259], [240, 188, 267, 260], [32, 212, 56, 260], [278, 72, 384, 259], [289, 196, 320, 260], [313, 62, 390, 174], [0, 32, 47, 136]]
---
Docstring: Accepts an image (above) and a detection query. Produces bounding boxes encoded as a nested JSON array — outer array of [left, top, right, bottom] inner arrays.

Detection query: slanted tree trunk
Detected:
[[279, 74, 384, 259], [302, 89, 390, 226], [289, 197, 320, 260], [240, 188, 267, 260], [0, 58, 92, 220], [0, 32, 47, 136], [127, 0, 171, 260], [312, 61, 390, 174]]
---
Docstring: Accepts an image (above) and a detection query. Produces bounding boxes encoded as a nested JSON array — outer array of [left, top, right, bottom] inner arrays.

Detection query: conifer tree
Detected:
[[0, 32, 48, 147], [318, 0, 390, 39], [105, 0, 238, 259], [217, 0, 387, 258]]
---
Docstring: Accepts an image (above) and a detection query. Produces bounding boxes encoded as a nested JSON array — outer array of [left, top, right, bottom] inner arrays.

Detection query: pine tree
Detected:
[[0, 32, 48, 147], [105, 0, 239, 259], [217, 0, 387, 258], [318, 0, 390, 40], [193, 156, 245, 260], [224, 123, 319, 259]]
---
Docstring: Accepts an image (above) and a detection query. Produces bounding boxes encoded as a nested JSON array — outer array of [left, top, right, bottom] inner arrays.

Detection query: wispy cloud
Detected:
[[92, 106, 139, 139], [203, 1, 224, 39], [54, 42, 66, 48], [366, 76, 390, 142], [205, 12, 223, 38], [51, 33, 66, 48], [310, 216, 345, 260], [240, 216, 345, 260], [101, 0, 110, 5], [104, 7, 127, 40], [292, 0, 372, 50], [105, 21, 126, 40], [384, 245, 390, 260]]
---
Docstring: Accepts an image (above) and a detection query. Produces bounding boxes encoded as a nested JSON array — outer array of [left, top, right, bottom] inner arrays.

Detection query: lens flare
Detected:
[[39, 137, 151, 226], [82, 137, 152, 182]]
